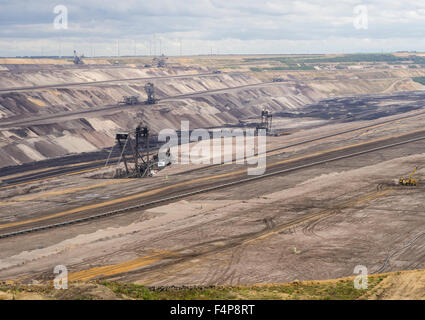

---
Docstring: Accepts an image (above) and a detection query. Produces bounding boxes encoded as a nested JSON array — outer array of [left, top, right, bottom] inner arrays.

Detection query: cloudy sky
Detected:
[[1, 0, 425, 57]]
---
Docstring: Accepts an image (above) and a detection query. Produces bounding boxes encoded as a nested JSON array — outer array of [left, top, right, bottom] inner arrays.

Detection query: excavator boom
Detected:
[[409, 167, 417, 179]]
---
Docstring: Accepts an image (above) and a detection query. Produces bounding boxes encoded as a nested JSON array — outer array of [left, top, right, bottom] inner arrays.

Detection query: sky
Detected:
[[1, 0, 425, 57]]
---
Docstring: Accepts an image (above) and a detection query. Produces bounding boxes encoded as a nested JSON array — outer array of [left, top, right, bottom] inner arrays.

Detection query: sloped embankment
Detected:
[[0, 64, 202, 89], [1, 268, 424, 299], [0, 73, 259, 119], [0, 71, 324, 168]]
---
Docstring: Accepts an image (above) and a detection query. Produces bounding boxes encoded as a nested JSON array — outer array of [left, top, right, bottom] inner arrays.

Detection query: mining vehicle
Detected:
[[399, 167, 418, 186]]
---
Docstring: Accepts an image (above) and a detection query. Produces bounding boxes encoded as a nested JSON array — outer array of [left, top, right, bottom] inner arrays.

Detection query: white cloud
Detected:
[[1, 0, 425, 56]]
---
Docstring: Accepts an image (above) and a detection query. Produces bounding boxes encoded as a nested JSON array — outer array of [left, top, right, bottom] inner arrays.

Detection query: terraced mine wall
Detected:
[[1, 64, 425, 169], [0, 63, 203, 89], [0, 78, 322, 167]]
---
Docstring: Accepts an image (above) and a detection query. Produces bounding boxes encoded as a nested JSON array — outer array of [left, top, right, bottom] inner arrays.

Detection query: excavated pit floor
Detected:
[[1, 109, 425, 285]]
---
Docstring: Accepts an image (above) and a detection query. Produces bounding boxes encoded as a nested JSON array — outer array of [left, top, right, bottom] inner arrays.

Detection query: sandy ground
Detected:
[[1, 110, 425, 288], [365, 269, 425, 300]]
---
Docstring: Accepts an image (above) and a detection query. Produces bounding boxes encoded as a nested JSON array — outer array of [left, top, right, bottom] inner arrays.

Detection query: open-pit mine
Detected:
[[1, 54, 425, 299]]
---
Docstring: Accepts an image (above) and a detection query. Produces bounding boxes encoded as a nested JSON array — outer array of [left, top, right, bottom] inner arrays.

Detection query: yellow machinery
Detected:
[[399, 167, 418, 186]]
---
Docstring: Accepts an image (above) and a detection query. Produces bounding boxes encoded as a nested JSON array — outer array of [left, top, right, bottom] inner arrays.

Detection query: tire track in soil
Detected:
[[375, 231, 425, 274], [61, 188, 394, 285], [29, 188, 393, 285]]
